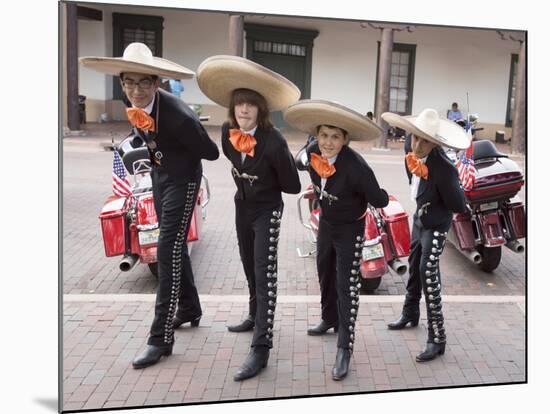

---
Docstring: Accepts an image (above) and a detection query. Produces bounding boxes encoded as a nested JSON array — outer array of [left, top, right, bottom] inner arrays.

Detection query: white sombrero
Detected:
[[79, 42, 195, 79], [283, 99, 383, 141], [381, 109, 471, 150], [196, 55, 300, 111]]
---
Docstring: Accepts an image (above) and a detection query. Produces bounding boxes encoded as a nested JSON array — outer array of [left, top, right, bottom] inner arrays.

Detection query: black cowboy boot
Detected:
[[132, 344, 173, 369], [416, 342, 446, 362], [307, 320, 338, 336], [173, 314, 202, 329], [332, 347, 351, 381], [227, 315, 255, 332], [233, 346, 270, 381], [387, 307, 420, 330]]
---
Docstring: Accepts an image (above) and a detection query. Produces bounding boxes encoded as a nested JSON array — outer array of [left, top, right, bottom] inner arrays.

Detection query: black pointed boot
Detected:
[[173, 314, 202, 329], [332, 347, 351, 381], [307, 320, 338, 336], [387, 311, 420, 330], [233, 346, 270, 381], [416, 342, 446, 362], [227, 315, 255, 332], [132, 344, 173, 369]]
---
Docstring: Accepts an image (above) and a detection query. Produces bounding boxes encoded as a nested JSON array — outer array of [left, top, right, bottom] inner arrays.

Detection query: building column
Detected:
[[374, 27, 394, 149], [511, 39, 526, 155], [66, 2, 80, 131], [228, 14, 244, 56]]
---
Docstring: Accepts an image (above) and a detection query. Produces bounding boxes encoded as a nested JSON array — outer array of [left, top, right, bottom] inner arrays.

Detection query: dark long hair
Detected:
[[228, 88, 273, 129]]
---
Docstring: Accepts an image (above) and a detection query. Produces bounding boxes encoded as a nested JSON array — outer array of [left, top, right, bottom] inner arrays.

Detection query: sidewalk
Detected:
[[62, 295, 525, 411]]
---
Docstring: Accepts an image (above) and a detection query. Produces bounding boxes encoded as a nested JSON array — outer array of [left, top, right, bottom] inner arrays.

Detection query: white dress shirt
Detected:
[[239, 126, 258, 163], [410, 155, 428, 201], [320, 154, 338, 199]]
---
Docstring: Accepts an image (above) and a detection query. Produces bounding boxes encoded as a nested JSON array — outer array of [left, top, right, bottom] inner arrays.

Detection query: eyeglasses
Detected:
[[121, 78, 154, 90]]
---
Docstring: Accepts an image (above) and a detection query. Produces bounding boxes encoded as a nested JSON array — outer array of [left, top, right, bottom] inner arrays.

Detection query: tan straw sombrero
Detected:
[[79, 42, 195, 79], [196, 55, 300, 111], [283, 99, 383, 141], [381, 109, 471, 150]]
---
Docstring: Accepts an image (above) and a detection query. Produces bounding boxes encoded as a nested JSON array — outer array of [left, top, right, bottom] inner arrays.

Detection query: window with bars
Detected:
[[122, 28, 157, 55], [506, 54, 518, 127], [389, 50, 411, 113], [112, 13, 164, 100], [376, 43, 416, 116], [253, 40, 306, 56]]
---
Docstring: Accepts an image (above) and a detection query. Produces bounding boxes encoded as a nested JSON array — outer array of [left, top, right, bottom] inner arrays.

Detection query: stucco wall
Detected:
[[75, 6, 521, 132]]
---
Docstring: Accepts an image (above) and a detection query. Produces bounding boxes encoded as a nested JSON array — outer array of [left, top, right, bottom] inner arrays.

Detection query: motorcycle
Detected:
[[98, 117, 211, 278], [295, 138, 411, 292], [446, 116, 525, 272]]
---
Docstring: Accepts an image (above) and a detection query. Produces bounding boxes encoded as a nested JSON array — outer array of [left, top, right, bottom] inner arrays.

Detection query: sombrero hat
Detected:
[[283, 99, 383, 141], [79, 42, 195, 79], [196, 55, 300, 111], [381, 109, 470, 150]]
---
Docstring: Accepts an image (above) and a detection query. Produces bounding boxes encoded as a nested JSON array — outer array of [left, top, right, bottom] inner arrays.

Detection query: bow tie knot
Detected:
[[310, 153, 336, 178], [126, 107, 155, 131], [406, 152, 429, 180], [229, 129, 257, 157]]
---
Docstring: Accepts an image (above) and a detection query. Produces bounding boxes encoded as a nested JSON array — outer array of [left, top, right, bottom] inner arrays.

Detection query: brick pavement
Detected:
[[61, 123, 527, 412], [62, 296, 525, 411]]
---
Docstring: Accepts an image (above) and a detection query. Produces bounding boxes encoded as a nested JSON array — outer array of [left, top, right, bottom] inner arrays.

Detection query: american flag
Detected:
[[455, 121, 476, 191], [112, 149, 132, 197]]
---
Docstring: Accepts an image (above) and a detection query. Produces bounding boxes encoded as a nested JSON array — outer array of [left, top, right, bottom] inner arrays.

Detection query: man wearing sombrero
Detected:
[[197, 55, 301, 381], [284, 100, 389, 380], [80, 43, 220, 368], [382, 109, 469, 362]]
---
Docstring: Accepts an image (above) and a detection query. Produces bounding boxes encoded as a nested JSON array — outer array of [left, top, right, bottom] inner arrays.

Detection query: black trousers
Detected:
[[235, 200, 283, 349], [317, 218, 365, 350], [148, 168, 202, 346], [404, 214, 449, 344]]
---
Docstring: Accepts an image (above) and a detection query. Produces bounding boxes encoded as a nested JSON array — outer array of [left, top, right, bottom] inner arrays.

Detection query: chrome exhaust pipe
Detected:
[[505, 240, 525, 253], [389, 258, 408, 275], [459, 248, 482, 264], [119, 254, 139, 272]]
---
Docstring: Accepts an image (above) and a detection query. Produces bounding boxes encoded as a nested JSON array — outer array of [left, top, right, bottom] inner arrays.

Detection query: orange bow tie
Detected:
[[311, 153, 336, 179], [126, 107, 155, 131], [406, 152, 429, 180], [229, 129, 257, 157]]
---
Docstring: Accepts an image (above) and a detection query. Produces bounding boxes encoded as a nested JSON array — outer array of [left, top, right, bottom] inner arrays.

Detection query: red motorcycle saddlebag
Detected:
[[187, 189, 203, 242], [99, 196, 128, 257], [507, 200, 526, 239], [379, 196, 411, 257], [452, 212, 476, 250], [479, 211, 506, 247]]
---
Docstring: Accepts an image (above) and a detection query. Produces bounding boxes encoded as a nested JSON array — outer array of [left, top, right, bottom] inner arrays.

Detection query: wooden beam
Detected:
[[66, 2, 80, 131], [228, 14, 244, 56], [511, 39, 526, 155], [375, 27, 394, 149], [77, 6, 102, 21]]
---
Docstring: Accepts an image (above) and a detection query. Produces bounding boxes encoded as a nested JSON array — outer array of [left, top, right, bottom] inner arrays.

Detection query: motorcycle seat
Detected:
[[472, 140, 508, 161]]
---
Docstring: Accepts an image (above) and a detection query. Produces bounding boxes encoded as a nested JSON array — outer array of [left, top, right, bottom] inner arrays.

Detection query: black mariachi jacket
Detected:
[[128, 88, 220, 182], [221, 122, 301, 206], [413, 146, 467, 229], [307, 143, 389, 225]]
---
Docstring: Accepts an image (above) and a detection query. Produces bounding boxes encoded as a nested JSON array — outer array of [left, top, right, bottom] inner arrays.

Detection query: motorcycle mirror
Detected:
[[294, 148, 310, 171], [131, 134, 145, 148]]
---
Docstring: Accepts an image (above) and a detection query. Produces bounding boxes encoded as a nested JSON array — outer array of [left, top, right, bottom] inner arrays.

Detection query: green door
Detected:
[[253, 53, 306, 128], [245, 24, 319, 129]]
